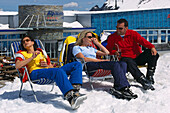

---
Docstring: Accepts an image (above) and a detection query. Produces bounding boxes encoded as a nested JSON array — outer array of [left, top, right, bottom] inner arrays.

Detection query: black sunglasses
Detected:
[[86, 36, 93, 39], [116, 27, 124, 30], [22, 39, 31, 44]]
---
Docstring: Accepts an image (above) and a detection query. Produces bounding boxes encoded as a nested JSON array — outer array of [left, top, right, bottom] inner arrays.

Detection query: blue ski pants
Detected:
[[30, 61, 82, 96]]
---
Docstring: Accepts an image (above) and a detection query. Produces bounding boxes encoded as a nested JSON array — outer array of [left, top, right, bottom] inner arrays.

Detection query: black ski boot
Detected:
[[146, 68, 155, 84], [109, 87, 138, 100], [120, 87, 138, 100], [136, 75, 155, 90], [73, 84, 81, 96], [65, 90, 87, 109], [72, 84, 86, 97]]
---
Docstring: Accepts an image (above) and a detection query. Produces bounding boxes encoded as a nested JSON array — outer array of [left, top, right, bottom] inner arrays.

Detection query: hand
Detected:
[[151, 48, 157, 56], [91, 38, 99, 45], [32, 51, 40, 58], [40, 61, 48, 67], [114, 51, 121, 57]]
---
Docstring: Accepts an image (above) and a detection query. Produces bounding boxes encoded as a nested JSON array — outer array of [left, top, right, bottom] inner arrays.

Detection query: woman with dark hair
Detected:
[[73, 30, 138, 100], [15, 35, 86, 109], [20, 35, 38, 51]]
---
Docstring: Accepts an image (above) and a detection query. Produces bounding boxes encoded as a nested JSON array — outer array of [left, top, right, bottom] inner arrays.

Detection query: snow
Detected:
[[0, 11, 18, 15], [106, 0, 170, 10], [0, 52, 170, 113], [64, 0, 170, 15], [0, 24, 9, 29], [63, 11, 80, 16], [63, 21, 83, 28]]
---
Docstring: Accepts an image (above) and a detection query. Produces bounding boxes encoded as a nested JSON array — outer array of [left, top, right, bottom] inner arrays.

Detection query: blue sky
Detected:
[[0, 0, 106, 11]]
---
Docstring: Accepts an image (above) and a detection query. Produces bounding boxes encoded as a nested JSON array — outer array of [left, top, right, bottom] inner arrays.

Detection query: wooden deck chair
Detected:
[[11, 39, 55, 102], [59, 35, 112, 89]]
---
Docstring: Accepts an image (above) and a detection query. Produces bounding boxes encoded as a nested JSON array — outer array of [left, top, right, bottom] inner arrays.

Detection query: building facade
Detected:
[[90, 8, 170, 35], [74, 7, 170, 50], [1, 7, 170, 57]]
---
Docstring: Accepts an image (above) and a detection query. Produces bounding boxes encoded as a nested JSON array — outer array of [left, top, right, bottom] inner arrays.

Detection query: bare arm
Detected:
[[15, 51, 40, 69], [92, 38, 110, 56], [75, 53, 109, 62], [15, 57, 33, 69]]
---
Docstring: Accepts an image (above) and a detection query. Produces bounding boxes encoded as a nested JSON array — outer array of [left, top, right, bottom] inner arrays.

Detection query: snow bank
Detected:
[[63, 21, 83, 28], [0, 52, 170, 113], [0, 24, 9, 29]]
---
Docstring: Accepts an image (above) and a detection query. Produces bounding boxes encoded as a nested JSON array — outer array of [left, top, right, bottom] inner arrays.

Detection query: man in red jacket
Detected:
[[106, 19, 159, 90]]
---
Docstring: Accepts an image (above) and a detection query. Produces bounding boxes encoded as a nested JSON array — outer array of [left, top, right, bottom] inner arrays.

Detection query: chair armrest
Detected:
[[104, 55, 119, 61], [74, 57, 86, 63]]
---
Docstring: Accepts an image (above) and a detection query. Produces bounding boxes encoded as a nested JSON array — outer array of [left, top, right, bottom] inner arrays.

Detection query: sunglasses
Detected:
[[86, 36, 93, 39], [116, 27, 124, 30], [22, 39, 31, 44]]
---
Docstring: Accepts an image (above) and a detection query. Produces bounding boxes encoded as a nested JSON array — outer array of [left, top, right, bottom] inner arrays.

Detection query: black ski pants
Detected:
[[120, 49, 159, 80]]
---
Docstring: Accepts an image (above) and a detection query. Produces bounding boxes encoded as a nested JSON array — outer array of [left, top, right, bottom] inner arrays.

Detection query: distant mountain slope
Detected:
[[90, 0, 170, 11]]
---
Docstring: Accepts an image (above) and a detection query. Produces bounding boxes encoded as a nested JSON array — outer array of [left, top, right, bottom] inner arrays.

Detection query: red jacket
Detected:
[[106, 29, 155, 59]]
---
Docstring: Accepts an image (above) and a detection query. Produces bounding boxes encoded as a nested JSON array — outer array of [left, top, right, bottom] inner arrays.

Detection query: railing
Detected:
[[103, 29, 170, 44], [0, 39, 63, 59]]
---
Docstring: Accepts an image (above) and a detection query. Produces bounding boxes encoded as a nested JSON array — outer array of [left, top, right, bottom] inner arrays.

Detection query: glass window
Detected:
[[142, 31, 147, 34], [161, 36, 166, 43], [161, 30, 166, 34], [153, 36, 158, 43], [149, 31, 153, 34], [149, 36, 152, 43], [0, 35, 7, 39], [0, 42, 3, 51], [168, 30, 170, 34], [168, 35, 170, 42], [10, 34, 17, 39], [137, 31, 141, 34], [143, 36, 147, 40], [153, 31, 158, 35]]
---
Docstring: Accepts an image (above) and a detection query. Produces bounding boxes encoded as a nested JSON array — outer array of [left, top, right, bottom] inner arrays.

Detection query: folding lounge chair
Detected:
[[11, 39, 55, 102], [59, 35, 112, 89]]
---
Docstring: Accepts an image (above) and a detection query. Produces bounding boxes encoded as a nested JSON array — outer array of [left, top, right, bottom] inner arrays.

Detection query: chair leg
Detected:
[[28, 80, 40, 102], [89, 77, 94, 90], [19, 82, 23, 98], [50, 82, 55, 92]]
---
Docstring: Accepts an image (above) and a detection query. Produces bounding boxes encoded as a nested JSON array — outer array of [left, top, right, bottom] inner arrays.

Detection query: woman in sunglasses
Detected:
[[15, 35, 86, 109], [73, 30, 137, 100]]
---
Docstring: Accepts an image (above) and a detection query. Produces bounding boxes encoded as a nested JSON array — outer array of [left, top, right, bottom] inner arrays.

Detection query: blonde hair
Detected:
[[75, 30, 92, 46]]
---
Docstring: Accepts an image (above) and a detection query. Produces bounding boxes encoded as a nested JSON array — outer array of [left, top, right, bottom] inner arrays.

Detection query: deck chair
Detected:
[[11, 39, 55, 102], [59, 35, 112, 89]]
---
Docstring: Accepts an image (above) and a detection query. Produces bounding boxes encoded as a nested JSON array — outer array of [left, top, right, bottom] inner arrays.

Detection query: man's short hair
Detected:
[[117, 19, 128, 27]]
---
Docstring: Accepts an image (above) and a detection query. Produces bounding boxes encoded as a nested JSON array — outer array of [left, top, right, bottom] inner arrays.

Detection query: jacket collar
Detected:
[[115, 29, 131, 37], [125, 29, 131, 36]]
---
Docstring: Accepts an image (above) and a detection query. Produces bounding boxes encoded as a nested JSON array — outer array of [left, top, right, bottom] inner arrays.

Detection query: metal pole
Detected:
[[19, 15, 30, 28]]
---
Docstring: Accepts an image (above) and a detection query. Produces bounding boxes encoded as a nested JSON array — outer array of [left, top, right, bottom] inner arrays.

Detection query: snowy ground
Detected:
[[0, 52, 170, 113]]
